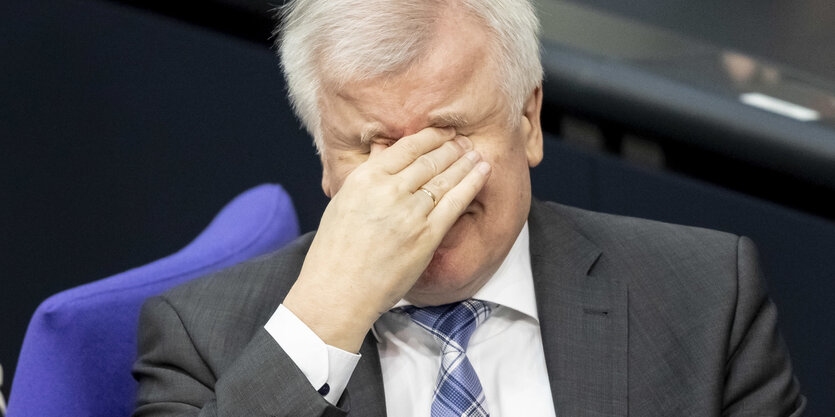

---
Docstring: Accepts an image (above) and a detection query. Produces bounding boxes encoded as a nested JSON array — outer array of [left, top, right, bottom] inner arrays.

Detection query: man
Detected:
[[133, 0, 805, 415]]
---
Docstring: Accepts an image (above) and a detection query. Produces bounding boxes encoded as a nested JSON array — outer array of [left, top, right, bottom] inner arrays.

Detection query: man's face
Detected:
[[316, 16, 543, 305]]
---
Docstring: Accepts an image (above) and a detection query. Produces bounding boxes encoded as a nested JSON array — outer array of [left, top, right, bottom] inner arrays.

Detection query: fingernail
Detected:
[[477, 161, 491, 174], [465, 150, 480, 162], [455, 136, 472, 150]]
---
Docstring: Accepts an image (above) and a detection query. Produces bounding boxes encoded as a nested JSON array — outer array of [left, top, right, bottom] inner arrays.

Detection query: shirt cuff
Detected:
[[264, 304, 361, 405]]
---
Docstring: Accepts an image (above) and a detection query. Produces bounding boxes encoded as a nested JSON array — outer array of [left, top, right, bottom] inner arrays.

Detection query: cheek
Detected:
[[480, 165, 529, 207], [474, 139, 531, 203], [475, 135, 530, 177], [472, 128, 527, 162]]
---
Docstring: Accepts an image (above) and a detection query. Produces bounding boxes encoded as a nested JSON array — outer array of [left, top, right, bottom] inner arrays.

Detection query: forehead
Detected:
[[319, 16, 501, 141]]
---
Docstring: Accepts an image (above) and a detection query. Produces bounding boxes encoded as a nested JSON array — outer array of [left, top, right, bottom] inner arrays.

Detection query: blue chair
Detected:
[[8, 184, 300, 417]]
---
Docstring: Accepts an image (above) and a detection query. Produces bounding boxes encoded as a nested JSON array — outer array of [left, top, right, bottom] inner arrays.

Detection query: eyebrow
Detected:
[[359, 112, 470, 145], [360, 123, 386, 146], [429, 112, 469, 129]]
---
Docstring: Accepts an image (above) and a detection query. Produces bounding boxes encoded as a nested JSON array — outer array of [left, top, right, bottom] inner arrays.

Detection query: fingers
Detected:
[[369, 142, 387, 156], [371, 127, 456, 174], [361, 125, 486, 225], [398, 136, 472, 191], [413, 187, 438, 213], [428, 161, 491, 228], [412, 149, 481, 213]]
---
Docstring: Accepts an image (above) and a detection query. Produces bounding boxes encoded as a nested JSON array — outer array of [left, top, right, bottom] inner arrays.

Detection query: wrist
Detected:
[[282, 284, 380, 353]]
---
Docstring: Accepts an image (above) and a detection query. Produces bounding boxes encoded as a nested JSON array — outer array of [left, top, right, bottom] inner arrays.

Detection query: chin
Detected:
[[407, 238, 485, 305]]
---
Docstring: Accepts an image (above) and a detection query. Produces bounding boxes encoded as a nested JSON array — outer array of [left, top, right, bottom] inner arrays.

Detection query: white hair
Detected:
[[276, 0, 542, 152]]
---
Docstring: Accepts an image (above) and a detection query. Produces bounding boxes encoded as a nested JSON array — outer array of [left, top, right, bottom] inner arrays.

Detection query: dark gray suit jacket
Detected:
[[133, 200, 805, 416]]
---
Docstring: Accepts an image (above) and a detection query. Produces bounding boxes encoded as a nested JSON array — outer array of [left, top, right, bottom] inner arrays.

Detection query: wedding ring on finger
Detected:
[[417, 187, 438, 207]]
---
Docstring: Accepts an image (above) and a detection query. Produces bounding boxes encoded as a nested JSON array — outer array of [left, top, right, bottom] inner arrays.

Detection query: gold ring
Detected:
[[418, 187, 437, 207]]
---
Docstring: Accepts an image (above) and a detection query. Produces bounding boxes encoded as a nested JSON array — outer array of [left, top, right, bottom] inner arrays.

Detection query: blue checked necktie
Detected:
[[402, 299, 493, 417]]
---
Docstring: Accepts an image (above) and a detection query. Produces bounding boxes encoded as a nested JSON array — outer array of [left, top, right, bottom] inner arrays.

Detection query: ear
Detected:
[[520, 86, 544, 167]]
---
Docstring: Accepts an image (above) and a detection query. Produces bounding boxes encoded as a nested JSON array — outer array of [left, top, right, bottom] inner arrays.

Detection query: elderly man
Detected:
[[133, 0, 804, 415]]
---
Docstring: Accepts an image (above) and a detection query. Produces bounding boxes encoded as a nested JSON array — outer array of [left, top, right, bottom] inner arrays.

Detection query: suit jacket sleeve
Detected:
[[132, 296, 349, 417], [723, 236, 805, 416]]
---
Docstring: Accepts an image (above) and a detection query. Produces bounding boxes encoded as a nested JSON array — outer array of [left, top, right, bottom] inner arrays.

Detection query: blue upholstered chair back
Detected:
[[8, 184, 300, 417]]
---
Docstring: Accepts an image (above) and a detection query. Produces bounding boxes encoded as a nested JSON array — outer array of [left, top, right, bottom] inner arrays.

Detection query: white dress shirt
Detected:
[[266, 222, 557, 416]]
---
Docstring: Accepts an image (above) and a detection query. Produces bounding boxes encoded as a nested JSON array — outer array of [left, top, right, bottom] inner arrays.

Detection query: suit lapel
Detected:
[[529, 200, 628, 416], [344, 332, 387, 417]]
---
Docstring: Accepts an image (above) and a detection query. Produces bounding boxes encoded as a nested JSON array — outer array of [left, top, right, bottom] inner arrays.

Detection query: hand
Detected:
[[283, 127, 491, 352]]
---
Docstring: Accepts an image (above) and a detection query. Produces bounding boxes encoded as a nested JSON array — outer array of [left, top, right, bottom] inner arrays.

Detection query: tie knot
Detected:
[[401, 299, 492, 352]]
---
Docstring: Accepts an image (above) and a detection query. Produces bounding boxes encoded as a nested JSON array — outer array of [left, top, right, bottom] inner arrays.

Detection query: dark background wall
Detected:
[[3, 0, 834, 414], [1, 0, 327, 401]]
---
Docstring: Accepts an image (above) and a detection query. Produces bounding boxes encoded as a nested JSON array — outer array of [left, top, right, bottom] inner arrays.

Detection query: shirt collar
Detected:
[[469, 221, 538, 321], [377, 222, 538, 340]]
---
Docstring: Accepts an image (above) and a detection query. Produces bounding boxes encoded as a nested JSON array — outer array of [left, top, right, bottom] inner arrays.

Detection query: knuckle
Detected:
[[416, 155, 439, 173], [398, 141, 420, 158], [444, 139, 463, 153], [394, 180, 411, 195], [406, 212, 424, 227], [428, 176, 449, 191], [400, 212, 425, 232], [349, 167, 373, 183], [444, 194, 466, 212]]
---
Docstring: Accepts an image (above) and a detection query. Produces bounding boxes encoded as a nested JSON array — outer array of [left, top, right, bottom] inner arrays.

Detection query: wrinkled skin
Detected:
[[283, 13, 543, 352]]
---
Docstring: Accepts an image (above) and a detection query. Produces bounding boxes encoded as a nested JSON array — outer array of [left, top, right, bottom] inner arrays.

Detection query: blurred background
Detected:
[[2, 0, 834, 414]]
